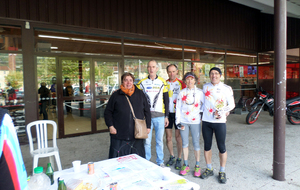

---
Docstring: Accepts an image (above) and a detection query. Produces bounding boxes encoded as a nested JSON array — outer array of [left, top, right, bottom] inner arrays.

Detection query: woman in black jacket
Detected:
[[104, 72, 151, 158]]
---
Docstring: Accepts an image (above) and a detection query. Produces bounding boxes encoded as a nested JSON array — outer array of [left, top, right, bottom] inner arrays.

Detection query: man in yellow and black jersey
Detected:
[[137, 60, 169, 166]]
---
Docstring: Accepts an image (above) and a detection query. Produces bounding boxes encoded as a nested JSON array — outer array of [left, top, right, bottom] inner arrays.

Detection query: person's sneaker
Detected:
[[218, 172, 227, 184], [179, 164, 190, 176], [166, 156, 175, 166], [159, 163, 165, 168], [175, 158, 182, 170], [200, 168, 214, 179], [194, 165, 201, 177]]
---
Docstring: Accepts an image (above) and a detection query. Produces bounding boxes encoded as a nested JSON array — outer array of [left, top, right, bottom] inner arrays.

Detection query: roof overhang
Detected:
[[230, 0, 300, 19]]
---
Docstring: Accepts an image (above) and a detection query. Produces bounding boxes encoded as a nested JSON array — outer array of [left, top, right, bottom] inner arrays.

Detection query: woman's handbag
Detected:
[[125, 96, 148, 139]]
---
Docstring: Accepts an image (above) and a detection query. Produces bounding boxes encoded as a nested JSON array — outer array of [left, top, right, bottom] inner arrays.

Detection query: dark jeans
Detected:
[[41, 101, 48, 120]]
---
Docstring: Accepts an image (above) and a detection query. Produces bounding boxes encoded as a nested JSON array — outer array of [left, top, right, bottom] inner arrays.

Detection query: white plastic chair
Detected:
[[26, 120, 62, 174]]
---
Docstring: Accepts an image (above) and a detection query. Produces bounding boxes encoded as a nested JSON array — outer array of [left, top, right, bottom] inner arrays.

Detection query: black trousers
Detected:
[[109, 138, 145, 159]]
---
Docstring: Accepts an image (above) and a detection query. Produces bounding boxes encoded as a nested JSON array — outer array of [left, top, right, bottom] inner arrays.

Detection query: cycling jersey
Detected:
[[167, 78, 186, 113], [202, 82, 235, 123], [0, 110, 28, 190], [175, 86, 205, 125], [137, 76, 169, 117]]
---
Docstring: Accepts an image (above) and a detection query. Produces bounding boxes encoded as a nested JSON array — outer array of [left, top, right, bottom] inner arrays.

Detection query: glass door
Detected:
[[94, 60, 119, 131], [58, 58, 92, 136]]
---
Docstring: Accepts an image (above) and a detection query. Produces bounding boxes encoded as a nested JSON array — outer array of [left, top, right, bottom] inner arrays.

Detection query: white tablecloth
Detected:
[[49, 154, 200, 190]]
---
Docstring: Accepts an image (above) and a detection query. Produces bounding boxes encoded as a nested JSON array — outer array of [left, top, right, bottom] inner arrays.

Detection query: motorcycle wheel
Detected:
[[287, 107, 300, 125], [246, 109, 260, 124]]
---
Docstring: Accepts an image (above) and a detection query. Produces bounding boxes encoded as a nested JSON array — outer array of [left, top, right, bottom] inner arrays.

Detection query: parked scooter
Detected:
[[246, 87, 300, 125]]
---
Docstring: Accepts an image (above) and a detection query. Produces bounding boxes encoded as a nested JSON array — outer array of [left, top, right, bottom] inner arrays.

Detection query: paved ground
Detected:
[[20, 111, 300, 190]]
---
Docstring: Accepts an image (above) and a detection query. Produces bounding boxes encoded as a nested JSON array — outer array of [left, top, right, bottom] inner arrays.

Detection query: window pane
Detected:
[[226, 65, 257, 107], [0, 53, 24, 135], [0, 26, 22, 51], [37, 57, 56, 121], [95, 61, 119, 95]]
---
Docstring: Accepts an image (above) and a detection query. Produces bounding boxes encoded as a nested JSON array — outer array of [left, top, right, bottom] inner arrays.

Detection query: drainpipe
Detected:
[[273, 0, 286, 181]]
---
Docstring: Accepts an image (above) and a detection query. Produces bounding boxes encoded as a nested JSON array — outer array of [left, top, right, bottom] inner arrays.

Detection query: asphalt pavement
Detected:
[[20, 111, 300, 190]]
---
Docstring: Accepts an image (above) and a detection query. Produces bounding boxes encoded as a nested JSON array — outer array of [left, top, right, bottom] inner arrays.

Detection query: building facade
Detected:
[[0, 0, 299, 140]]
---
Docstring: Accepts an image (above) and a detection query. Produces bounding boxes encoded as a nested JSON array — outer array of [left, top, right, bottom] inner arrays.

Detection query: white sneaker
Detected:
[[159, 163, 165, 168]]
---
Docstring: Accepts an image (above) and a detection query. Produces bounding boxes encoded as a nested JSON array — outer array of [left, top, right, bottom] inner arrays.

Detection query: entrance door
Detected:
[[57, 58, 92, 137]]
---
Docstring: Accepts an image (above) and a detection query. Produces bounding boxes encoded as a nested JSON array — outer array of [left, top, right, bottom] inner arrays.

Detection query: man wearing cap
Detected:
[[165, 64, 186, 169], [200, 67, 235, 184], [137, 60, 169, 167]]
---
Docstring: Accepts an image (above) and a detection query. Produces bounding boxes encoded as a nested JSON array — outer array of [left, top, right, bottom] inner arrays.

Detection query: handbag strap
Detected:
[[125, 96, 136, 119]]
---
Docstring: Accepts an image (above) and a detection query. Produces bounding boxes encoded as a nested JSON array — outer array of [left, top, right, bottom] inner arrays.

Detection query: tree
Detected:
[[5, 71, 23, 89]]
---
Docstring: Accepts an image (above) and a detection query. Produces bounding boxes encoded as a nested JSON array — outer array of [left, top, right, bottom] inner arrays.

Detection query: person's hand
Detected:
[[225, 112, 230, 117], [164, 117, 169, 127], [147, 128, 151, 134], [109, 126, 117, 134], [214, 110, 221, 119]]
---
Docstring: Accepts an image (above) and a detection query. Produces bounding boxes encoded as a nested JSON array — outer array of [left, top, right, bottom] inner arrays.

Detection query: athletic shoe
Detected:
[[175, 158, 182, 170], [179, 165, 190, 176], [200, 168, 214, 179], [159, 163, 165, 168], [194, 165, 201, 177], [218, 172, 227, 184], [166, 156, 175, 166]]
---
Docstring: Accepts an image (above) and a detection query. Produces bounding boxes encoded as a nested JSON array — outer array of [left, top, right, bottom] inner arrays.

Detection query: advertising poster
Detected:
[[239, 66, 244, 77]]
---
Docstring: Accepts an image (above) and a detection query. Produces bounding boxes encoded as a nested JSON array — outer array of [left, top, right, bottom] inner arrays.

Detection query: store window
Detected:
[[258, 63, 300, 99], [0, 26, 22, 51], [226, 65, 257, 107], [124, 39, 182, 60], [35, 30, 121, 56], [0, 53, 24, 135]]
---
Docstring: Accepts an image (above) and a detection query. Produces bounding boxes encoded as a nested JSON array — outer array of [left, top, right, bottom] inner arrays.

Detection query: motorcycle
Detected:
[[246, 87, 300, 125]]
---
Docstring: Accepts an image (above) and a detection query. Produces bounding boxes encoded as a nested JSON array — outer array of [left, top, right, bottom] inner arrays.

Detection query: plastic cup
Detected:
[[72, 160, 81, 173]]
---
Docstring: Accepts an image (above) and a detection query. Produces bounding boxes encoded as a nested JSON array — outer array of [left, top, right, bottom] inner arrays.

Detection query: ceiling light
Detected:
[[204, 50, 256, 58]]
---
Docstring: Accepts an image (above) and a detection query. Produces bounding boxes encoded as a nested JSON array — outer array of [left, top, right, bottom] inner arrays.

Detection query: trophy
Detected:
[[214, 99, 225, 119]]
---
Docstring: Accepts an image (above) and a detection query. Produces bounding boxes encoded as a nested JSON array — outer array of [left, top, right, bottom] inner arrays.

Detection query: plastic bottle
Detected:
[[46, 163, 54, 185], [58, 178, 67, 190], [27, 166, 51, 190]]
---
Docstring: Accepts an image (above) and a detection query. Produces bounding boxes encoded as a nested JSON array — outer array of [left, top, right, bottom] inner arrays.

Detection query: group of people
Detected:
[[104, 60, 235, 184]]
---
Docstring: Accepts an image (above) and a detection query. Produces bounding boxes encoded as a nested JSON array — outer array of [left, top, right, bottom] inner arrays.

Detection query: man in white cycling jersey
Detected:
[[200, 67, 235, 184], [137, 60, 169, 166]]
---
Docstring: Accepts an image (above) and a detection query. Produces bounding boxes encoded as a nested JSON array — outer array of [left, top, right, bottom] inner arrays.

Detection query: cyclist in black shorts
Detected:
[[165, 64, 186, 169], [200, 67, 235, 184]]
